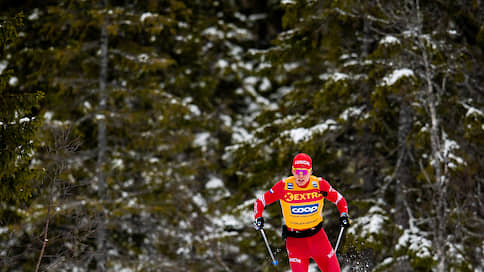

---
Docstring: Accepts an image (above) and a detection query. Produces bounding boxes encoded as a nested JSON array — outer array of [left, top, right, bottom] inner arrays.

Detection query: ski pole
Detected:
[[334, 226, 345, 256], [259, 229, 278, 265]]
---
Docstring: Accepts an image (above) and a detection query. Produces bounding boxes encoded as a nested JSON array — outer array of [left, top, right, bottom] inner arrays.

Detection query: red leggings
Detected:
[[285, 229, 340, 272]]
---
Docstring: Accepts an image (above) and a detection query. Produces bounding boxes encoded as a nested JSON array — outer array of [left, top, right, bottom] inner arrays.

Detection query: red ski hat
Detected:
[[292, 153, 312, 169]]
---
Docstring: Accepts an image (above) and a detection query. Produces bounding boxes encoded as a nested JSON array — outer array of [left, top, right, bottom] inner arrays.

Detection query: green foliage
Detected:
[[0, 12, 43, 203], [0, 12, 23, 57]]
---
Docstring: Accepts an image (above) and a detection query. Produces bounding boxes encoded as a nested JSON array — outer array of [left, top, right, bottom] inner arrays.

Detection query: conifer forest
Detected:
[[1, 1, 483, 271]]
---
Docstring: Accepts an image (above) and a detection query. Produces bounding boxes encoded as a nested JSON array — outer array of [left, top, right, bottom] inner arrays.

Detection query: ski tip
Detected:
[[272, 260, 278, 266]]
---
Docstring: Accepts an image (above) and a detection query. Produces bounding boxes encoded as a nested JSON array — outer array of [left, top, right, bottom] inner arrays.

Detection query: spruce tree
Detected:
[[0, 12, 43, 203]]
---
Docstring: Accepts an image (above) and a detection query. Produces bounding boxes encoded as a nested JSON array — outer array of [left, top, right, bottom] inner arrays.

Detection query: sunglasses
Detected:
[[293, 168, 310, 176]]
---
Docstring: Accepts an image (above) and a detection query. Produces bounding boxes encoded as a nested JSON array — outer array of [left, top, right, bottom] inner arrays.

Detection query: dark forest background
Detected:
[[1, 0, 483, 271]]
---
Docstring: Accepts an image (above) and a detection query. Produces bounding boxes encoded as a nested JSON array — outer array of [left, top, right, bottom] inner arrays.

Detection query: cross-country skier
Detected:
[[253, 153, 350, 272]]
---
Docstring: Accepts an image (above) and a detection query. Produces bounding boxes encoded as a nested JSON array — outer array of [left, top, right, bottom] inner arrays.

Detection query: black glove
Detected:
[[339, 213, 350, 228], [254, 217, 264, 230]]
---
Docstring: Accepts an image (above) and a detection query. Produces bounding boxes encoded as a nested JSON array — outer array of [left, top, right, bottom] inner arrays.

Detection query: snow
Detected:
[[343, 60, 358, 67], [348, 205, 386, 242], [234, 12, 247, 22], [137, 53, 149, 62], [310, 119, 338, 133], [260, 77, 271, 91], [308, 263, 319, 271], [181, 97, 200, 116], [9, 76, 18, 86], [281, 119, 338, 143], [381, 257, 393, 266], [236, 199, 257, 224], [380, 35, 400, 45], [284, 127, 309, 143], [114, 265, 134, 272], [95, 114, 105, 120], [0, 60, 7, 74], [126, 198, 137, 208], [232, 126, 254, 143], [83, 101, 92, 110], [396, 227, 432, 258], [226, 23, 253, 40], [284, 62, 300, 71], [272, 86, 293, 99], [112, 159, 123, 169], [448, 243, 465, 264], [443, 137, 459, 155], [0, 227, 8, 235], [340, 106, 364, 120], [257, 62, 272, 70], [461, 102, 483, 117], [28, 9, 40, 20], [193, 193, 207, 212], [279, 29, 296, 41], [205, 176, 224, 189], [340, 54, 352, 60], [178, 22, 188, 29], [239, 16, 259, 25], [44, 111, 53, 121], [176, 247, 190, 256], [3, 116, 36, 126], [442, 132, 466, 169], [318, 72, 349, 82], [332, 72, 348, 82], [140, 12, 156, 22], [219, 114, 232, 127], [244, 76, 258, 85], [216, 59, 229, 69], [194, 132, 210, 150], [19, 117, 31, 123], [448, 29, 458, 36], [382, 68, 414, 86], [202, 27, 225, 39], [215, 214, 239, 228]]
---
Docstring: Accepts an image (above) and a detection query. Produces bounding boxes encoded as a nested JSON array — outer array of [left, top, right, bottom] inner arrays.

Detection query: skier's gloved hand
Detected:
[[339, 213, 350, 228], [254, 217, 264, 230]]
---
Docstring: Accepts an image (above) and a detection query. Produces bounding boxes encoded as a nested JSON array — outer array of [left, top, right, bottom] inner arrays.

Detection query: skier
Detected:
[[253, 153, 350, 272]]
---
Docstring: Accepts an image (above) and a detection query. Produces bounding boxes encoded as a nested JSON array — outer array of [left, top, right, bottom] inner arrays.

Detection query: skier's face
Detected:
[[292, 168, 312, 186]]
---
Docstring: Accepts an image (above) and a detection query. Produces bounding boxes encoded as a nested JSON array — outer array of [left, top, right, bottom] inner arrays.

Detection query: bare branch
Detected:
[[34, 128, 80, 272]]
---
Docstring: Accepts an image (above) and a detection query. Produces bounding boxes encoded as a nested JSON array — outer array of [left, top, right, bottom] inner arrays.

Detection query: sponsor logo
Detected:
[[284, 192, 321, 202], [289, 257, 301, 263], [290, 204, 319, 215], [294, 160, 310, 166], [327, 249, 335, 259]]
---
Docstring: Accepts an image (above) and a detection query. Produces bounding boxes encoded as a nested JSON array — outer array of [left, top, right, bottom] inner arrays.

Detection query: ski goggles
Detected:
[[293, 168, 310, 176]]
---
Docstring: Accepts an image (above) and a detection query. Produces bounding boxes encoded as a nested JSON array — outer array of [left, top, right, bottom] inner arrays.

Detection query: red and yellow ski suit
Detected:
[[254, 175, 348, 272]]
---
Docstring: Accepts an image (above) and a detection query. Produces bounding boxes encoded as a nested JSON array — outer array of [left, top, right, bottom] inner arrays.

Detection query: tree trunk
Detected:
[[418, 29, 447, 272], [391, 99, 413, 272], [96, 1, 108, 270], [395, 99, 413, 228]]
